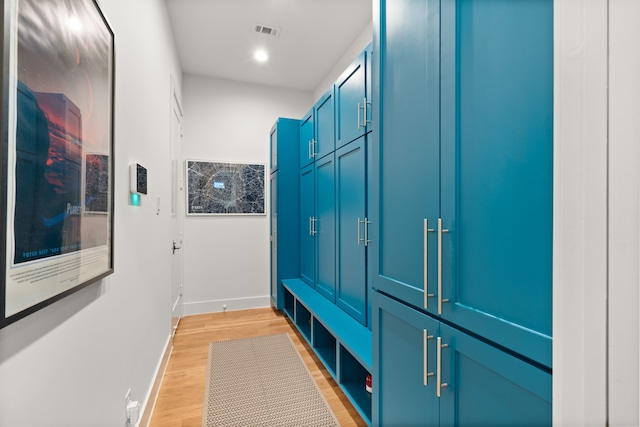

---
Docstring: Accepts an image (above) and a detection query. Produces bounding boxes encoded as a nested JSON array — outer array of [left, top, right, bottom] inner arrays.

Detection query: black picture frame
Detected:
[[186, 160, 266, 215], [0, 0, 115, 329]]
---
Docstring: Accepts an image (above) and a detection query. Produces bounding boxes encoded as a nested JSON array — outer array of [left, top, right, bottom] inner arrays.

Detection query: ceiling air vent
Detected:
[[255, 24, 281, 37]]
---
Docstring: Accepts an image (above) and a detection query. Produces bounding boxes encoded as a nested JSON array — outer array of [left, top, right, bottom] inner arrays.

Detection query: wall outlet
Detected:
[[124, 388, 134, 425]]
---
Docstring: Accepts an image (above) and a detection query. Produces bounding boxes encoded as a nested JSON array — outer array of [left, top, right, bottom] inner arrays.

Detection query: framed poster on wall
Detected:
[[0, 0, 115, 329], [186, 160, 266, 215]]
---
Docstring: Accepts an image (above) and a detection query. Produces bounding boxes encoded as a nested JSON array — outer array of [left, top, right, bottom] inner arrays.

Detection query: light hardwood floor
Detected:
[[148, 307, 368, 427]]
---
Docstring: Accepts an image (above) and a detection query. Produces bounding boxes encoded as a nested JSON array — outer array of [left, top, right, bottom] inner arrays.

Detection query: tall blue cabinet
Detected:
[[269, 118, 300, 310], [277, 44, 376, 425], [370, 0, 553, 425]]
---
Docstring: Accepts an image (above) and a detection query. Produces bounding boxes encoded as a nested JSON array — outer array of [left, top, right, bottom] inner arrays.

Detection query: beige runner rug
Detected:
[[202, 333, 340, 426]]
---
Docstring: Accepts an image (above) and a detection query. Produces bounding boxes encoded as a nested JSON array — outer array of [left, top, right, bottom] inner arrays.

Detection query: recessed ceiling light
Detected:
[[254, 49, 269, 63]]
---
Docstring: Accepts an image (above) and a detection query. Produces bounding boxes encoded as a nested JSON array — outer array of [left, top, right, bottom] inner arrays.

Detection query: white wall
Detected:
[[181, 75, 311, 315], [179, 23, 373, 316], [608, 0, 640, 424], [554, 0, 640, 425], [0, 1, 181, 426], [313, 22, 373, 102]]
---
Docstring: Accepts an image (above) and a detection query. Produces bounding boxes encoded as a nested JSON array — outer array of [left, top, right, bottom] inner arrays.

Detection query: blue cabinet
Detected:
[[300, 154, 337, 302], [315, 153, 336, 302], [373, 291, 552, 427], [299, 164, 315, 287], [439, 0, 553, 367], [314, 88, 335, 160], [369, 0, 439, 312], [301, 88, 335, 167], [371, 0, 553, 368], [335, 137, 368, 325], [299, 107, 314, 169], [335, 44, 373, 150], [269, 118, 300, 309]]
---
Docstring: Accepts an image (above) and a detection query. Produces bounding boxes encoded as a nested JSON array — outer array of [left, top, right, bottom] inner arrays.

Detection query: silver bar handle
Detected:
[[312, 217, 317, 235], [357, 101, 362, 130], [364, 97, 372, 125], [311, 139, 317, 158], [438, 218, 450, 315], [309, 217, 313, 236], [424, 219, 435, 309], [436, 337, 449, 397], [357, 218, 363, 245], [308, 140, 312, 159], [423, 329, 434, 386], [365, 218, 371, 246]]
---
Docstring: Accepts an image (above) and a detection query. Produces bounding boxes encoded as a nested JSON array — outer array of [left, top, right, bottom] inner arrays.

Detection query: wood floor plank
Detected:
[[148, 307, 367, 427]]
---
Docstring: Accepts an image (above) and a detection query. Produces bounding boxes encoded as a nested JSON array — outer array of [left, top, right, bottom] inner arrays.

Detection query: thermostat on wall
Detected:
[[130, 163, 148, 195]]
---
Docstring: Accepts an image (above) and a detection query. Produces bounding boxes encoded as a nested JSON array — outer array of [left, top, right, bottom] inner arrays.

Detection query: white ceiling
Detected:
[[165, 0, 373, 92]]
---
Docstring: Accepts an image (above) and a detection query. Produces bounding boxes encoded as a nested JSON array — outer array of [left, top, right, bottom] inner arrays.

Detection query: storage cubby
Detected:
[[339, 345, 372, 424], [295, 300, 312, 343], [312, 320, 337, 376], [282, 279, 373, 426], [283, 287, 295, 320]]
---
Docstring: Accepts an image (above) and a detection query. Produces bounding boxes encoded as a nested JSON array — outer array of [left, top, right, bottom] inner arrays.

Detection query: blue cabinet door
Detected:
[[370, 0, 441, 311], [300, 107, 314, 168], [438, 322, 552, 427], [372, 0, 553, 368], [438, 0, 553, 368], [335, 51, 366, 149], [335, 138, 367, 325], [373, 291, 552, 427], [269, 125, 278, 173], [372, 291, 440, 427], [300, 164, 315, 287], [365, 43, 372, 133], [314, 89, 335, 160], [315, 153, 336, 302]]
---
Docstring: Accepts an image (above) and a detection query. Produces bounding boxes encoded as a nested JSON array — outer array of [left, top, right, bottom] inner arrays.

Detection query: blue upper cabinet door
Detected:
[[315, 153, 336, 302], [300, 107, 314, 169], [365, 43, 372, 133], [372, 291, 440, 427], [370, 0, 441, 312], [335, 138, 367, 325], [314, 89, 335, 160], [270, 124, 278, 173], [335, 51, 366, 149], [438, 323, 552, 427], [299, 164, 315, 288], [438, 0, 553, 368]]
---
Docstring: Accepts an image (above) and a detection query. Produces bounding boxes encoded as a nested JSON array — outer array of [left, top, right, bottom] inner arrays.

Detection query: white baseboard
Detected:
[[183, 295, 271, 315]]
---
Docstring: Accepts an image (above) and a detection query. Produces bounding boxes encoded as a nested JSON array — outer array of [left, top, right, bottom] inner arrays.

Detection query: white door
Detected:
[[170, 81, 184, 336]]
